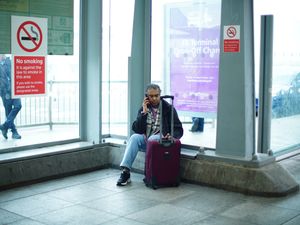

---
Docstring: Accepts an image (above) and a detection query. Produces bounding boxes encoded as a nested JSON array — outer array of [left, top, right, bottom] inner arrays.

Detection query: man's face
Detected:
[[147, 88, 160, 107]]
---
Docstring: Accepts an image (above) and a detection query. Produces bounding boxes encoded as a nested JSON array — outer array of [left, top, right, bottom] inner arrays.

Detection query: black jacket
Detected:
[[132, 99, 183, 139]]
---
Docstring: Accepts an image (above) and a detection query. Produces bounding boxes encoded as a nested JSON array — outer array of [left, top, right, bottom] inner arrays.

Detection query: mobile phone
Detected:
[[144, 94, 150, 105]]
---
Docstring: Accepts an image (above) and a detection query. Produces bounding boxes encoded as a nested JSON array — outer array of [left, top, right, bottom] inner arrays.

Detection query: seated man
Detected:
[[117, 83, 183, 186]]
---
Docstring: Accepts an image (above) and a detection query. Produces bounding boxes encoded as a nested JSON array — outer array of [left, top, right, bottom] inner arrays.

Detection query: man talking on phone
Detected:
[[117, 83, 183, 186]]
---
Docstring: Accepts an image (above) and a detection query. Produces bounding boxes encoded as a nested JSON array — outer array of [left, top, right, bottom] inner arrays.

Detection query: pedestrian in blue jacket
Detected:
[[0, 55, 22, 139]]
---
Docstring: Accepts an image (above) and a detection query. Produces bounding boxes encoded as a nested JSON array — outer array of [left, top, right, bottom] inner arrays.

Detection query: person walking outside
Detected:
[[0, 55, 22, 139]]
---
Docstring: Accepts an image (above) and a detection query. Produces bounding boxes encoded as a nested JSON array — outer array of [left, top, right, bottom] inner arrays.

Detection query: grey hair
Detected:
[[145, 83, 161, 93]]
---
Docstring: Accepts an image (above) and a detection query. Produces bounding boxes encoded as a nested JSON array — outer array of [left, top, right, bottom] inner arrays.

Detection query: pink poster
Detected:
[[166, 1, 221, 115]]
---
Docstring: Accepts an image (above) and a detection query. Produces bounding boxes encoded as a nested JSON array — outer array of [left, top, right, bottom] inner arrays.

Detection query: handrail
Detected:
[[0, 80, 79, 129]]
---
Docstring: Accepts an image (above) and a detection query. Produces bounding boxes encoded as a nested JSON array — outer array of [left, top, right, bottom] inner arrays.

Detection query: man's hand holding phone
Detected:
[[142, 94, 150, 113]]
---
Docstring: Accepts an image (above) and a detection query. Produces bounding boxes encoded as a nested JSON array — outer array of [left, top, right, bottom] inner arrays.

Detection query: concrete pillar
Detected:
[[80, 0, 102, 143], [216, 0, 255, 159], [128, 0, 151, 137]]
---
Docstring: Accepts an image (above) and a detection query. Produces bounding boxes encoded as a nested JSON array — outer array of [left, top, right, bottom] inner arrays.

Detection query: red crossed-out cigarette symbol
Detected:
[[17, 20, 43, 52], [226, 26, 236, 38]]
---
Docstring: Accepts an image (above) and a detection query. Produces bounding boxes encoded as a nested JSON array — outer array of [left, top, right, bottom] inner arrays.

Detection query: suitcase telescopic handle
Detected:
[[159, 95, 174, 144], [160, 95, 174, 100]]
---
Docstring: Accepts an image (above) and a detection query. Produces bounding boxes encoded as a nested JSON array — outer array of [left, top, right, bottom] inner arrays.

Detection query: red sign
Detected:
[[14, 56, 46, 96], [224, 39, 240, 52]]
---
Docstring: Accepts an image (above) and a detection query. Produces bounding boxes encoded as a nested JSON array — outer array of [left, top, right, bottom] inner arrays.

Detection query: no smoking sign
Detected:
[[12, 16, 47, 55], [11, 16, 48, 98], [223, 25, 240, 53]]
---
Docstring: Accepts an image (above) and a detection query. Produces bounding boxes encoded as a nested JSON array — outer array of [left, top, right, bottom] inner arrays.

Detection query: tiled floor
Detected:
[[1, 156, 300, 225]]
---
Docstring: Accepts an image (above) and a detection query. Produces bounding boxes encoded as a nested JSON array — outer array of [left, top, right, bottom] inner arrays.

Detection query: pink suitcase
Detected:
[[144, 95, 181, 189]]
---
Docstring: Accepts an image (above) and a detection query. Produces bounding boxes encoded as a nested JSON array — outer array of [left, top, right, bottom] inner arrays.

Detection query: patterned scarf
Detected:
[[146, 107, 160, 138]]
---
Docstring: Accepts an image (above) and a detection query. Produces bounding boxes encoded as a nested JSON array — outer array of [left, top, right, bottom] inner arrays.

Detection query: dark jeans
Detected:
[[191, 117, 204, 132], [1, 96, 22, 132]]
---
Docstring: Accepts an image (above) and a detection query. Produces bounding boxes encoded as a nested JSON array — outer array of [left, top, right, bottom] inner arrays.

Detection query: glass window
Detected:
[[254, 0, 300, 154], [102, 0, 134, 138], [151, 0, 221, 148], [0, 0, 80, 150]]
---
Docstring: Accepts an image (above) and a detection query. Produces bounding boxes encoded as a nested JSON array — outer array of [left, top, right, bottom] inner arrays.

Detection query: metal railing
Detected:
[[0, 80, 79, 130]]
